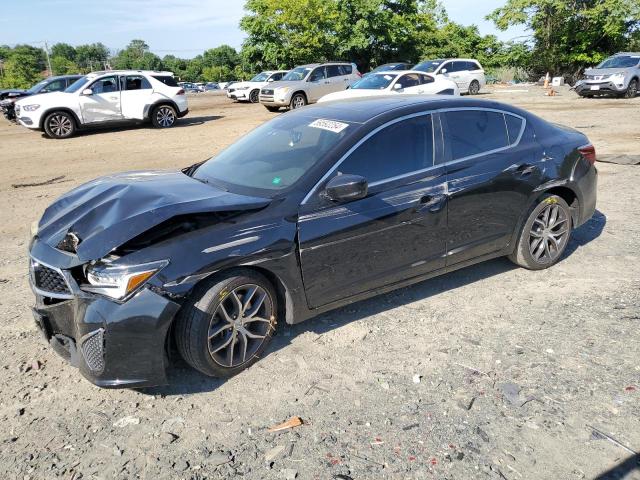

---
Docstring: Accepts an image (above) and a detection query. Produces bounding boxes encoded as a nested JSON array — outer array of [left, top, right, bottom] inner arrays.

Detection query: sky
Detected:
[[1, 0, 528, 57]]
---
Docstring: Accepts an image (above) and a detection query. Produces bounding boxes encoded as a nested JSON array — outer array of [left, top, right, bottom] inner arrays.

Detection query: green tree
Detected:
[[112, 39, 162, 70], [203, 45, 240, 69], [51, 43, 77, 61], [51, 56, 80, 75], [488, 0, 640, 76], [75, 42, 109, 70], [0, 45, 45, 88]]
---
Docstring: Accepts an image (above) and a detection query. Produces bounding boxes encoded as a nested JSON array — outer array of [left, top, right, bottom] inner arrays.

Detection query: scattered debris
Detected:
[[476, 427, 490, 443], [12, 176, 66, 189], [264, 445, 285, 462], [456, 394, 476, 411], [113, 416, 140, 428], [268, 416, 304, 433], [412, 374, 422, 384], [500, 382, 521, 405], [587, 425, 638, 455], [281, 468, 298, 479]]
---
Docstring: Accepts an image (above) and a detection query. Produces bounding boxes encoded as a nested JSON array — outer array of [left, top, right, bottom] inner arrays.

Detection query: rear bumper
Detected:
[[177, 108, 189, 118], [573, 163, 598, 227]]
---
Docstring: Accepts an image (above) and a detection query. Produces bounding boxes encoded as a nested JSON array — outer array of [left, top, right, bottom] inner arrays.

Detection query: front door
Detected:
[[440, 108, 543, 266], [298, 113, 448, 308], [80, 75, 122, 123], [307, 67, 332, 102]]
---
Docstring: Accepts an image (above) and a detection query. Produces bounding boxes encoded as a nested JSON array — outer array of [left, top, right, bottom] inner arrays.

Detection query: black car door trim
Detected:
[[300, 110, 438, 206]]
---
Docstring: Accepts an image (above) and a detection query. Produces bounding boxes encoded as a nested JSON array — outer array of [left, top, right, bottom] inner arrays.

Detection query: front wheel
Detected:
[[249, 89, 260, 103], [509, 194, 572, 270], [43, 111, 76, 139], [624, 79, 638, 99], [468, 80, 481, 95], [289, 93, 307, 110], [151, 105, 177, 128], [175, 270, 278, 378]]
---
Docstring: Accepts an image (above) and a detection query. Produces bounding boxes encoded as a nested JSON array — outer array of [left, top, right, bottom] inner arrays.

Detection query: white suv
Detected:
[[227, 70, 289, 103], [413, 58, 486, 95], [15, 70, 189, 139]]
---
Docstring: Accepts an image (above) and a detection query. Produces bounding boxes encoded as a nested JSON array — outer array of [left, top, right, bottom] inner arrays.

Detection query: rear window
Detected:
[[445, 110, 509, 160], [152, 75, 178, 87], [339, 64, 352, 75]]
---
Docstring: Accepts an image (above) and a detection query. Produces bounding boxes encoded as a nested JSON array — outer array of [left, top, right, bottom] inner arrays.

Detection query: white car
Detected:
[[227, 70, 289, 103], [318, 70, 459, 103], [413, 59, 486, 95], [15, 70, 189, 139]]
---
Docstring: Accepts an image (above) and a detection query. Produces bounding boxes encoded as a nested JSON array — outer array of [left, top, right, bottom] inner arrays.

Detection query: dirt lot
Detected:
[[0, 87, 638, 480]]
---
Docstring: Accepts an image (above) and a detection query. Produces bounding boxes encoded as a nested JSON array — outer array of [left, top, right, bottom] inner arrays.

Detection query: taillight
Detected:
[[176, 89, 185, 95], [578, 144, 596, 165]]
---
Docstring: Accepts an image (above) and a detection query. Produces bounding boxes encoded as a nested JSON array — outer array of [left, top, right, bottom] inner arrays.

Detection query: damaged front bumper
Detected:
[[29, 239, 180, 388], [574, 80, 627, 96]]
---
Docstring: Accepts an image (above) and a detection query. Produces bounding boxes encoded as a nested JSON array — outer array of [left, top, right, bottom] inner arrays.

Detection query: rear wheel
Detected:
[[175, 270, 278, 378], [468, 80, 481, 95], [43, 111, 76, 139], [624, 79, 638, 99], [249, 89, 260, 103], [289, 93, 307, 109], [509, 194, 572, 270], [151, 104, 177, 128]]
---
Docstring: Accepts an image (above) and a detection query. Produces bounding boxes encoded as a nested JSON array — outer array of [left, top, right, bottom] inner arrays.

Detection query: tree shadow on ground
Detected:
[[143, 209, 607, 396], [595, 454, 640, 480]]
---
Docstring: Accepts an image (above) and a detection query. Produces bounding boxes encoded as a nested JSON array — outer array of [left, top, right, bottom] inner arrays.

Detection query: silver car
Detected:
[[575, 52, 640, 98], [259, 62, 361, 111]]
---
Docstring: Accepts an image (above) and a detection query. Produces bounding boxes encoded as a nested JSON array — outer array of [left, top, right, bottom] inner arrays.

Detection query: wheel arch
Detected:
[[144, 99, 180, 121], [39, 107, 81, 130], [291, 90, 308, 102]]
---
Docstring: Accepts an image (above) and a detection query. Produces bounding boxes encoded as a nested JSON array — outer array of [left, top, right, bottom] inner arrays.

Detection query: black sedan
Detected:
[[28, 96, 597, 388], [1, 75, 82, 121]]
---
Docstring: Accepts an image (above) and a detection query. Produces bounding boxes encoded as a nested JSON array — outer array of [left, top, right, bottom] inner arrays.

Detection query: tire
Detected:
[[43, 111, 76, 139], [624, 79, 638, 99], [509, 194, 572, 270], [289, 92, 307, 110], [174, 269, 278, 378], [468, 80, 481, 95], [249, 89, 260, 103], [265, 106, 280, 112], [151, 104, 177, 128]]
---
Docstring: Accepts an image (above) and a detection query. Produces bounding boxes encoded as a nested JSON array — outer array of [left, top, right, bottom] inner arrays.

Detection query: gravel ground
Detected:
[[0, 87, 638, 480]]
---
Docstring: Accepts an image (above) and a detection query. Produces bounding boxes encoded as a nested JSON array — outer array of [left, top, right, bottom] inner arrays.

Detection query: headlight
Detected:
[[610, 73, 625, 82], [81, 260, 168, 300], [22, 104, 40, 112], [277, 87, 291, 94], [236, 86, 249, 91]]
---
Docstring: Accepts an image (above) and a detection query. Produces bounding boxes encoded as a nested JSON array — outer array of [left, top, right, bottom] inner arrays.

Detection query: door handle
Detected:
[[516, 164, 538, 176], [109, 96, 119, 101], [417, 194, 446, 213]]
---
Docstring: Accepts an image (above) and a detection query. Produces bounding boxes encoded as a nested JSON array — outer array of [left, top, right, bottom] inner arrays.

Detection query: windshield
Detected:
[[27, 80, 49, 94], [65, 76, 90, 93], [597, 55, 640, 69], [351, 73, 398, 90], [250, 72, 270, 82], [371, 64, 402, 73], [413, 60, 444, 73], [193, 114, 351, 194], [283, 67, 312, 81]]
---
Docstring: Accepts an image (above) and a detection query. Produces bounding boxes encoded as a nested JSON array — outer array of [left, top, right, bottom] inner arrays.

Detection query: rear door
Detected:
[[307, 67, 332, 101], [298, 113, 448, 308], [325, 65, 350, 94], [395, 73, 424, 94], [120, 75, 153, 120], [440, 108, 543, 266], [448, 61, 470, 90], [79, 75, 122, 123]]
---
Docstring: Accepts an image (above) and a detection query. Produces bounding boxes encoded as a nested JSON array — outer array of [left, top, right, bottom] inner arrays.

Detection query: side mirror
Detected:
[[267, 78, 274, 82], [81, 88, 93, 96], [325, 174, 368, 202], [393, 83, 403, 91], [440, 68, 448, 75]]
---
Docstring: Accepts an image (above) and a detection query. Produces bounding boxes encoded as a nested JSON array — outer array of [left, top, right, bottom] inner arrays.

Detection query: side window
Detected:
[[326, 65, 342, 78], [439, 62, 453, 74], [445, 110, 509, 160], [90, 76, 119, 94], [453, 61, 468, 72], [66, 78, 80, 88], [339, 64, 352, 75], [271, 72, 284, 81], [419, 74, 434, 84], [399, 74, 420, 88], [309, 67, 326, 82], [336, 115, 434, 184], [468, 61, 481, 71], [505, 114, 524, 145], [122, 75, 151, 91], [41, 79, 66, 93]]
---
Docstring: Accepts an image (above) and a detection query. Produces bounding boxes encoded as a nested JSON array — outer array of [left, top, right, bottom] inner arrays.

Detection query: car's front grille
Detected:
[[585, 75, 609, 81], [228, 88, 235, 93], [32, 263, 70, 295], [261, 89, 274, 96]]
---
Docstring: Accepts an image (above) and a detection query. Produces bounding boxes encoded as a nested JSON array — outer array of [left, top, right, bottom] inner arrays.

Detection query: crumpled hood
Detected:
[[36, 170, 271, 262], [584, 67, 631, 77]]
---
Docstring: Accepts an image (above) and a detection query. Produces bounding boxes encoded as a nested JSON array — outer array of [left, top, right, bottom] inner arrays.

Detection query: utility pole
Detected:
[[44, 41, 53, 76]]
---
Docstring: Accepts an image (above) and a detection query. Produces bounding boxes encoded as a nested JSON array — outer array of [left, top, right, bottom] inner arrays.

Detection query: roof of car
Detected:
[[88, 70, 175, 76], [46, 75, 83, 80], [290, 96, 521, 124], [371, 70, 433, 76]]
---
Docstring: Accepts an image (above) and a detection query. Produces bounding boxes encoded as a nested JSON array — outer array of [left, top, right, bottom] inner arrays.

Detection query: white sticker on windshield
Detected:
[[308, 119, 349, 134]]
